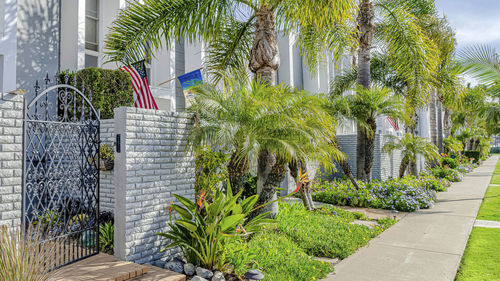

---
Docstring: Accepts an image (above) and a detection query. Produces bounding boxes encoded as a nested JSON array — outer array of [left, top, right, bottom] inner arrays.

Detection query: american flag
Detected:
[[387, 117, 399, 131], [122, 60, 158, 110]]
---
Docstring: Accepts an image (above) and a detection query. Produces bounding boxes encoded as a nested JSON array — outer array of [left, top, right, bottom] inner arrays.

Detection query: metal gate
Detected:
[[22, 76, 100, 268]]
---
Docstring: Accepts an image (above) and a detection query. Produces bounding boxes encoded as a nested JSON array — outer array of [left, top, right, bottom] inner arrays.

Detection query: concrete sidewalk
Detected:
[[323, 155, 499, 281]]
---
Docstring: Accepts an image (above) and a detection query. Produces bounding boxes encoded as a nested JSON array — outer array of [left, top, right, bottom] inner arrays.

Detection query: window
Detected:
[[85, 54, 98, 68], [85, 0, 99, 52], [0, 0, 4, 35]]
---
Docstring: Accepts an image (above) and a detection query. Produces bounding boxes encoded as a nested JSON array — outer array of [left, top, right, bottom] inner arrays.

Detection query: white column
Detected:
[[0, 0, 17, 92]]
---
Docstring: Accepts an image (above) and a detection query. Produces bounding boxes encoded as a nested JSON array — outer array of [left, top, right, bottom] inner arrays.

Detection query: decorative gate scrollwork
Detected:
[[22, 75, 100, 268]]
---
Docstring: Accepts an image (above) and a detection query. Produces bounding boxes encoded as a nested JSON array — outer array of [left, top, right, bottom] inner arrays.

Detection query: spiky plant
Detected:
[[0, 226, 59, 281], [383, 133, 440, 178]]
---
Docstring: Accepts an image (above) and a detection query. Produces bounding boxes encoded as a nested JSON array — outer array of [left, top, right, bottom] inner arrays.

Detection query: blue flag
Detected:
[[177, 69, 203, 108]]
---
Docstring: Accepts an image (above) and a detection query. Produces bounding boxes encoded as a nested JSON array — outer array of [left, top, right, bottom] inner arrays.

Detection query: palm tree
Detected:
[[349, 0, 438, 181], [105, 0, 356, 85], [383, 133, 440, 178], [330, 86, 405, 181], [188, 79, 342, 215], [105, 0, 356, 213]]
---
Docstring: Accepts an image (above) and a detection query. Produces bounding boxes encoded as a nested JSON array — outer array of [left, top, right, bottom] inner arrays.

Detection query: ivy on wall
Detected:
[[60, 67, 134, 119]]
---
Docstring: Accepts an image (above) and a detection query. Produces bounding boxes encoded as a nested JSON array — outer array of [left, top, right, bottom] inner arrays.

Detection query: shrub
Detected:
[[441, 157, 459, 169], [443, 136, 463, 156], [464, 150, 481, 163], [59, 68, 134, 119], [431, 167, 464, 182], [99, 222, 114, 255], [220, 237, 258, 277], [491, 147, 500, 154], [157, 185, 273, 270], [0, 226, 59, 280], [311, 177, 439, 212], [194, 146, 229, 195]]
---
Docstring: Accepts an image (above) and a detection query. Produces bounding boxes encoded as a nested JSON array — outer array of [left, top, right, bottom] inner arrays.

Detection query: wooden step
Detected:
[[54, 253, 149, 281]]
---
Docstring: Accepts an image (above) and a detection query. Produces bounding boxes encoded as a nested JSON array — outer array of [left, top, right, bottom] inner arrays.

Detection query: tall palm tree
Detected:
[[330, 86, 405, 181], [105, 0, 356, 213], [330, 0, 438, 181], [383, 133, 440, 178], [188, 79, 342, 215]]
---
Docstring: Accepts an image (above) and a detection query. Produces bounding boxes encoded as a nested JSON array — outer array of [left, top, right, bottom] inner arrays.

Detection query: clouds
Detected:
[[436, 0, 500, 50]]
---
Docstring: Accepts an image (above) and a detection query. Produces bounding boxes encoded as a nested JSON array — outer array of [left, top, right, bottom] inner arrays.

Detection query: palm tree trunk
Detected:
[[437, 94, 444, 153], [409, 160, 418, 176], [356, 0, 375, 182], [429, 90, 437, 146], [289, 160, 315, 211], [399, 157, 409, 178], [248, 6, 281, 217], [249, 6, 280, 86], [228, 151, 249, 196], [356, 127, 368, 181], [251, 150, 286, 219], [443, 107, 452, 138], [364, 117, 376, 182], [339, 159, 361, 190]]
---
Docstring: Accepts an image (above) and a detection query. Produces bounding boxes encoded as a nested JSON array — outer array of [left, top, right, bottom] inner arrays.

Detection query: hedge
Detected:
[[59, 68, 134, 119], [464, 150, 481, 163]]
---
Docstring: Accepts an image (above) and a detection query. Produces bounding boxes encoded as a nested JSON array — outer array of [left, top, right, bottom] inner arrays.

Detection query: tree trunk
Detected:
[[249, 6, 279, 86], [228, 151, 249, 196], [364, 118, 376, 182], [437, 94, 444, 153], [251, 150, 287, 219], [338, 158, 361, 190], [356, 127, 368, 181], [429, 90, 437, 146], [289, 160, 315, 211], [399, 157, 409, 178], [355, 0, 375, 182], [443, 107, 452, 138], [409, 160, 418, 177], [248, 6, 281, 217]]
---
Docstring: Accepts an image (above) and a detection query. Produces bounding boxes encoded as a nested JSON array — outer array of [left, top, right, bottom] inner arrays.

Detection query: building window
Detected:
[[85, 0, 99, 52]]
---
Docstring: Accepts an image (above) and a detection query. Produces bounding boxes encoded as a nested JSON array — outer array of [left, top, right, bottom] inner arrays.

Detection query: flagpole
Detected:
[[155, 67, 204, 87]]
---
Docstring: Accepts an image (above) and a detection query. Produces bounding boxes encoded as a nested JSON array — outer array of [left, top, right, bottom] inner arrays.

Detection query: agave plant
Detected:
[[383, 133, 440, 178], [0, 226, 59, 281], [157, 184, 274, 270]]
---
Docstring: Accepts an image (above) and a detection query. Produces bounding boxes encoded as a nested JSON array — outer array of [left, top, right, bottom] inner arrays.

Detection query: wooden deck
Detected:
[[54, 253, 185, 281]]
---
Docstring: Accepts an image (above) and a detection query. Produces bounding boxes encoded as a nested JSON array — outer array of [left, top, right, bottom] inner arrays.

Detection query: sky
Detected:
[[435, 0, 500, 51]]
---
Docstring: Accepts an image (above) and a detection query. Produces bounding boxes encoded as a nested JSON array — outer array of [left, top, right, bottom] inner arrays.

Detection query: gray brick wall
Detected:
[[113, 107, 195, 265], [333, 134, 403, 181], [100, 119, 115, 212], [0, 92, 24, 230]]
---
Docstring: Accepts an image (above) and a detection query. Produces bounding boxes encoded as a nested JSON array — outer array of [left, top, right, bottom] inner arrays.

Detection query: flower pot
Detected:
[[99, 158, 114, 171]]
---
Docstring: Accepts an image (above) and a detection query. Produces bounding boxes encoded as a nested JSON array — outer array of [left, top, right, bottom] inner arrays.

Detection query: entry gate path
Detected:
[[323, 155, 499, 281]]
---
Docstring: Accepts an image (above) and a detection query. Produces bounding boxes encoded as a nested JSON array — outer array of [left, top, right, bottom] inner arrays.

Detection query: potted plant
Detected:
[[99, 144, 114, 171]]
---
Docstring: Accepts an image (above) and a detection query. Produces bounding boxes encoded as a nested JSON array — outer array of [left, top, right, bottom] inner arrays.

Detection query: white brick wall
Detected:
[[0, 92, 23, 230], [113, 107, 195, 265], [100, 119, 115, 212]]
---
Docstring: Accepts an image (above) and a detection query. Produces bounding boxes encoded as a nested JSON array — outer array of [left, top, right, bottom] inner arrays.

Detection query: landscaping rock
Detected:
[[191, 276, 208, 281], [212, 271, 225, 281], [243, 269, 264, 280], [184, 263, 195, 276], [165, 261, 184, 274], [196, 267, 214, 279]]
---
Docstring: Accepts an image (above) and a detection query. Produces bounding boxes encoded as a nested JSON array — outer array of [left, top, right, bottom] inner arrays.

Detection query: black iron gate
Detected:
[[22, 76, 100, 268]]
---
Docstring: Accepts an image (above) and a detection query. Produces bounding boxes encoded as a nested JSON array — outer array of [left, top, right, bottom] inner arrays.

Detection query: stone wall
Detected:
[[100, 119, 115, 212], [0, 92, 23, 230], [113, 107, 195, 265]]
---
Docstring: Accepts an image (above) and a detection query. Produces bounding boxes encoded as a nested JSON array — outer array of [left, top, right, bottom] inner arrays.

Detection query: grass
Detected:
[[276, 203, 395, 259], [476, 157, 500, 221], [245, 203, 396, 280], [456, 228, 500, 281]]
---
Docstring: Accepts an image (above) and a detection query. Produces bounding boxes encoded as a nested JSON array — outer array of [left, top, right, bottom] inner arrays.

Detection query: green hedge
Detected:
[[59, 68, 134, 119], [464, 150, 481, 163], [491, 147, 500, 154]]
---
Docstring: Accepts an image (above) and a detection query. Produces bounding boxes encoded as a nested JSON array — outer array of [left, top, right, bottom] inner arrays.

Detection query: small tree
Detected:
[[383, 133, 440, 178]]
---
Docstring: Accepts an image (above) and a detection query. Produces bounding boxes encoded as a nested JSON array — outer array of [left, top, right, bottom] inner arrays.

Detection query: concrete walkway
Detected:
[[323, 156, 499, 281]]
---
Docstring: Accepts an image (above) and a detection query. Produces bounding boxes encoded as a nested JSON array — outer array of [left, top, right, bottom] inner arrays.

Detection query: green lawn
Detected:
[[456, 228, 500, 281], [491, 174, 500, 185], [476, 186, 500, 221], [246, 203, 396, 281]]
